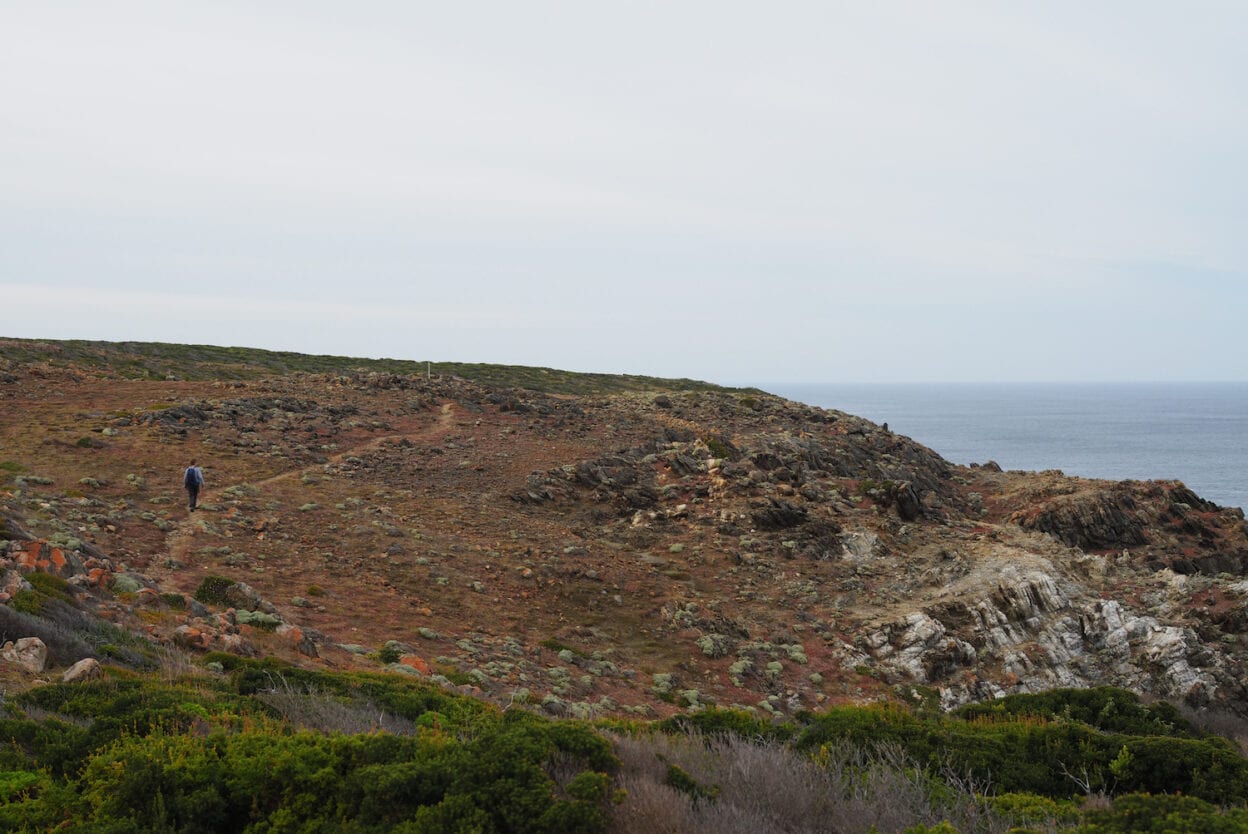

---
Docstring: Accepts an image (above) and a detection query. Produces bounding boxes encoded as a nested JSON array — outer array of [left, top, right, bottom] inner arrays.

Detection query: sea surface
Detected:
[[765, 383, 1248, 514]]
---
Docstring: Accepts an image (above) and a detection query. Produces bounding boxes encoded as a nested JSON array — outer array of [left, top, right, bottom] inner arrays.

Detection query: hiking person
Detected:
[[184, 459, 204, 511]]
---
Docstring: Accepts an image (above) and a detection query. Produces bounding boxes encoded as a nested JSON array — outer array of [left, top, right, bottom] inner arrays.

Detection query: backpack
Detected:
[[184, 467, 199, 488]]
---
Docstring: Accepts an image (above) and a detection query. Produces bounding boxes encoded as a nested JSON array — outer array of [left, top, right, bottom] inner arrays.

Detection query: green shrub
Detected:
[[437, 668, 476, 687], [193, 575, 237, 607], [8, 590, 46, 615], [565, 770, 610, 802], [26, 572, 74, 603], [794, 701, 1248, 802], [0, 769, 42, 800], [160, 593, 187, 610], [664, 764, 719, 805], [399, 794, 495, 832], [540, 637, 575, 654], [857, 479, 898, 504], [954, 687, 1195, 738], [200, 652, 246, 672], [1110, 736, 1248, 802], [0, 664, 617, 832], [702, 435, 738, 460], [79, 729, 233, 832], [988, 792, 1080, 827], [1080, 792, 1248, 833]]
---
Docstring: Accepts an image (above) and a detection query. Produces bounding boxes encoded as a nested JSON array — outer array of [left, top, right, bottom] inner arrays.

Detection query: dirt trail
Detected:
[[163, 402, 457, 568]]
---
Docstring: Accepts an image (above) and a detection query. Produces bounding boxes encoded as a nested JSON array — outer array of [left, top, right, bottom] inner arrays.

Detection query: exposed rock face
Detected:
[[1015, 486, 1150, 550], [516, 450, 660, 509], [516, 419, 957, 525], [861, 612, 976, 683], [750, 498, 808, 530], [869, 554, 1243, 711], [894, 481, 922, 521], [841, 530, 884, 562], [1012, 482, 1248, 575]]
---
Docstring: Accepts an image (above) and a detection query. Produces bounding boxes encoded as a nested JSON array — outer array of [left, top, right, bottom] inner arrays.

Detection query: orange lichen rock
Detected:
[[14, 541, 81, 577], [398, 654, 430, 675]]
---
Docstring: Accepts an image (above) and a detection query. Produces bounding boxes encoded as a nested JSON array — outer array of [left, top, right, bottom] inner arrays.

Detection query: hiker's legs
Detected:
[[187, 485, 199, 510]]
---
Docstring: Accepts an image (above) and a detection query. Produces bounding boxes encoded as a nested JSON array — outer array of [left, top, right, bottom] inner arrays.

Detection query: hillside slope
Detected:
[[3, 338, 1248, 719]]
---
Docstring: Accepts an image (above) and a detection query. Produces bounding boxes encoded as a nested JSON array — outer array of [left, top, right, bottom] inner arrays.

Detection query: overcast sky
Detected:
[[2, 2, 1245, 385]]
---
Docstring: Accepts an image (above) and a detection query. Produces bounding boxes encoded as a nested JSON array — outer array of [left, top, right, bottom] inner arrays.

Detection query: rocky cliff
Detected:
[[2, 340, 1247, 719]]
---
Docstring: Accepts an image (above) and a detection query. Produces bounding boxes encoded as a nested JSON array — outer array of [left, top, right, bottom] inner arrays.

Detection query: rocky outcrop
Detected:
[[1011, 486, 1150, 550], [1010, 481, 1248, 575], [215, 581, 281, 616], [750, 498, 808, 530], [173, 624, 256, 655], [863, 561, 1240, 711], [12, 541, 88, 579], [2, 637, 48, 673], [515, 450, 659, 509], [0, 532, 311, 670], [860, 613, 976, 683]]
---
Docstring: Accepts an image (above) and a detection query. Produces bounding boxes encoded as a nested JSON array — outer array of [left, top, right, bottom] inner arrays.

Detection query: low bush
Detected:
[[954, 686, 1195, 738], [3, 663, 1247, 832], [793, 696, 1248, 803], [193, 575, 237, 606], [24, 572, 74, 603], [1080, 792, 1248, 833], [0, 663, 618, 833], [657, 707, 790, 743]]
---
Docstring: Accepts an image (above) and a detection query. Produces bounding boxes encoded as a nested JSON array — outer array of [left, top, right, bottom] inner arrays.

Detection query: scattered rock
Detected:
[[2, 637, 48, 673], [62, 657, 102, 683]]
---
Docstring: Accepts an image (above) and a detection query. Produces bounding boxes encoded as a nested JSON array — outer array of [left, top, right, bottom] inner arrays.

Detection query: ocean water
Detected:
[[766, 383, 1248, 513]]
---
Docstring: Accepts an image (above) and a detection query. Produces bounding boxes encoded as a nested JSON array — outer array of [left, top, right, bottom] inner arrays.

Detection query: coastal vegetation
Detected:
[[0, 337, 753, 395], [1, 665, 1246, 832]]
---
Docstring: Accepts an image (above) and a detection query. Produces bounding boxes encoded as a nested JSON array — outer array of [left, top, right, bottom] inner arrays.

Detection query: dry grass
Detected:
[[253, 673, 418, 736], [1176, 702, 1248, 756], [152, 644, 211, 683], [606, 731, 1015, 834]]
